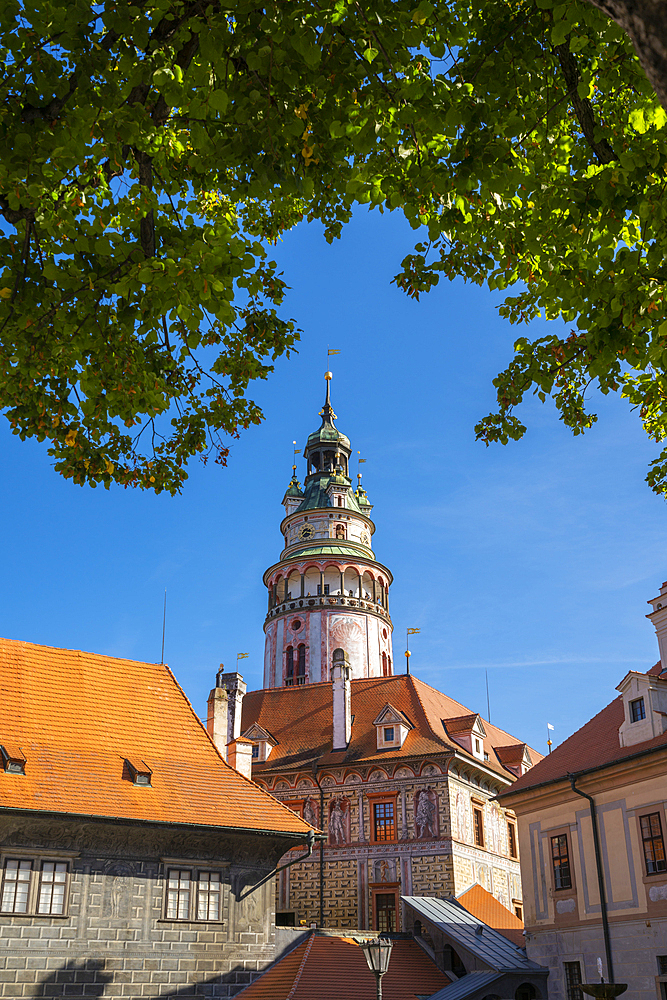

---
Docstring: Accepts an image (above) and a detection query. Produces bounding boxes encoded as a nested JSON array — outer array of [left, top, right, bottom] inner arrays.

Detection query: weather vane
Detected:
[[406, 627, 420, 675]]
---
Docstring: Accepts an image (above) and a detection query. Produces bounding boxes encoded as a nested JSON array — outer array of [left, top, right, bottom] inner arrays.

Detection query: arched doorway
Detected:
[[515, 984, 539, 1000]]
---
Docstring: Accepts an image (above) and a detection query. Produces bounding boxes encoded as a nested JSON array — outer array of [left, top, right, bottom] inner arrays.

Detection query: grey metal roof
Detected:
[[402, 897, 543, 973], [425, 971, 504, 1000]]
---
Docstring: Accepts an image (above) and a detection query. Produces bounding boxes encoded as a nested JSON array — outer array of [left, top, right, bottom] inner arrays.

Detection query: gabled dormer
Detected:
[[373, 704, 412, 750], [495, 742, 533, 777], [617, 669, 667, 747], [241, 722, 277, 763], [443, 713, 487, 760]]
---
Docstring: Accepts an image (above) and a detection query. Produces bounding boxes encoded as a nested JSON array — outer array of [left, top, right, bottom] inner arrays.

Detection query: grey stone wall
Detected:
[[0, 814, 304, 998], [527, 919, 667, 1000]]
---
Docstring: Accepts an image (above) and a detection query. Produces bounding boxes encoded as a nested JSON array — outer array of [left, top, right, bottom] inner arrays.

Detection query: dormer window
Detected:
[[630, 697, 646, 722], [124, 759, 152, 786], [373, 705, 412, 750], [443, 714, 487, 760], [1, 745, 26, 775], [240, 723, 277, 763]]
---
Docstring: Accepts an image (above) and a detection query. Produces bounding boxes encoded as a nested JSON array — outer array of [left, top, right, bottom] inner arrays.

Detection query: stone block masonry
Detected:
[[0, 816, 297, 999]]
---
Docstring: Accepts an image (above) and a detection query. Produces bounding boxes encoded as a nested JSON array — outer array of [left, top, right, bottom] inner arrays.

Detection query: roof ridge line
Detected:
[[286, 931, 315, 999], [410, 674, 541, 754], [407, 674, 451, 750]]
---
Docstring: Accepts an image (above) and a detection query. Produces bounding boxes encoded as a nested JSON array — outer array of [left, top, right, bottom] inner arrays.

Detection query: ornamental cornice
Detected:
[[264, 595, 393, 630]]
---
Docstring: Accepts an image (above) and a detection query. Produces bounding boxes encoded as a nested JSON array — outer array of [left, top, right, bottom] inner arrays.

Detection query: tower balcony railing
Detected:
[[265, 594, 391, 621]]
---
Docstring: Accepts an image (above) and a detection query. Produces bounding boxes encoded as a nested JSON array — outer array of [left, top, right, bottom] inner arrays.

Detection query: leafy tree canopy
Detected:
[[3, 0, 667, 493]]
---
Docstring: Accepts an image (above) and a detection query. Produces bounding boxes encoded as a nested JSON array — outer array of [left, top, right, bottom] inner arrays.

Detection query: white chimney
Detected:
[[207, 684, 229, 760], [647, 581, 667, 673], [207, 666, 247, 761], [332, 648, 351, 750], [227, 738, 254, 779]]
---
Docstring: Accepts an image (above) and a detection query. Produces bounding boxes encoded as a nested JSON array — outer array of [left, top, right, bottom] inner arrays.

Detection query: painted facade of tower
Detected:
[[262, 375, 394, 688]]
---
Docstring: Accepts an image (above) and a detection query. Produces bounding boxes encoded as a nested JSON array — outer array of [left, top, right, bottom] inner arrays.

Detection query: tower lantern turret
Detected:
[[262, 375, 394, 688]]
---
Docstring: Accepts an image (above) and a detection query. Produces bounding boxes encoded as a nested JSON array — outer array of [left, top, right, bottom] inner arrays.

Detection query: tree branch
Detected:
[[555, 42, 617, 164], [584, 0, 667, 112]]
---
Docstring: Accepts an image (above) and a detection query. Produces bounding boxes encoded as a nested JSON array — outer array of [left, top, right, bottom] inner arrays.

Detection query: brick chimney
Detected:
[[207, 665, 247, 762], [647, 581, 667, 673], [332, 648, 351, 750]]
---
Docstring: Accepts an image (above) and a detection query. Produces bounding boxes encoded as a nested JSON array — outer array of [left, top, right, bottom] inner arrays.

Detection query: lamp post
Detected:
[[359, 937, 393, 1000]]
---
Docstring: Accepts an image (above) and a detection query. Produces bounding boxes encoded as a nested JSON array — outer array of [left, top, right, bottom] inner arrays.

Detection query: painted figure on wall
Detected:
[[415, 787, 438, 839], [303, 797, 318, 828], [329, 797, 350, 845]]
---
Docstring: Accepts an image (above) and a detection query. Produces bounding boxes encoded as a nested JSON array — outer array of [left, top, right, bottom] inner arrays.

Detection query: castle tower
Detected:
[[262, 373, 394, 687]]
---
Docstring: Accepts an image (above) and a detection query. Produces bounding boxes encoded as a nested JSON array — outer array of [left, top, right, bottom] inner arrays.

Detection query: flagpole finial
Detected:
[[323, 371, 334, 413]]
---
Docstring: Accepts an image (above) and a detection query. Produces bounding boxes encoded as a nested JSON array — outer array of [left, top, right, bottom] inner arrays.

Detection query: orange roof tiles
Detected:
[[236, 933, 450, 1000], [443, 714, 480, 734], [503, 663, 667, 797], [457, 884, 525, 948], [0, 637, 313, 838], [244, 674, 541, 781]]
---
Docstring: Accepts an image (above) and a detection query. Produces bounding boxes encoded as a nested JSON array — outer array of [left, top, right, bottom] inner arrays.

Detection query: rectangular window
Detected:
[[508, 823, 518, 859], [167, 869, 191, 919], [383, 727, 395, 742], [630, 697, 646, 722], [375, 893, 396, 933], [197, 872, 221, 921], [551, 834, 572, 890], [564, 961, 583, 1000], [473, 808, 484, 847], [658, 956, 667, 976], [1, 859, 31, 913], [640, 813, 667, 875], [165, 869, 224, 921], [374, 802, 395, 842], [316, 584, 330, 596], [37, 862, 67, 915], [514, 904, 523, 920]]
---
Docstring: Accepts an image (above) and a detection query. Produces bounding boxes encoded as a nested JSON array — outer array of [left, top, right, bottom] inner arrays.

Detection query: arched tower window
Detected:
[[286, 647, 294, 686], [335, 523, 346, 540], [382, 652, 388, 677], [297, 644, 306, 685]]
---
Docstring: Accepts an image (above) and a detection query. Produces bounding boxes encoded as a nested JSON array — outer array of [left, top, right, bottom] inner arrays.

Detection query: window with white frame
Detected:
[[165, 868, 223, 921], [0, 857, 70, 915]]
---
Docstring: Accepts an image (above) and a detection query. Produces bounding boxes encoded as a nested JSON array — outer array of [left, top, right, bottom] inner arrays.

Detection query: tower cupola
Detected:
[[261, 374, 394, 688], [304, 372, 352, 479]]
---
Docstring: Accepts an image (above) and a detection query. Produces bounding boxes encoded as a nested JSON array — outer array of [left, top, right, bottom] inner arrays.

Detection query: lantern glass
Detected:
[[360, 938, 393, 976]]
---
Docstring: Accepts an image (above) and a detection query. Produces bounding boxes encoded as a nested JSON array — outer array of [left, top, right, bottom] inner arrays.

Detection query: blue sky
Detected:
[[2, 206, 666, 757]]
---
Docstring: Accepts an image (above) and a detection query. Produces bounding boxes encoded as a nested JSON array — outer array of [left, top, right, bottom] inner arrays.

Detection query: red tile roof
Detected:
[[0, 638, 313, 837], [243, 675, 542, 781], [501, 663, 667, 797], [457, 884, 525, 948], [236, 933, 450, 999], [443, 714, 480, 734]]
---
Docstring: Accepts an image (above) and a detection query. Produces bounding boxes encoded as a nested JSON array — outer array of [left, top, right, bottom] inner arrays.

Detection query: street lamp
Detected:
[[359, 937, 393, 1000]]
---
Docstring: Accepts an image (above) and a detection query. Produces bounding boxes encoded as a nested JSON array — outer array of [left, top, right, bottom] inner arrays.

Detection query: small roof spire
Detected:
[[321, 371, 336, 426]]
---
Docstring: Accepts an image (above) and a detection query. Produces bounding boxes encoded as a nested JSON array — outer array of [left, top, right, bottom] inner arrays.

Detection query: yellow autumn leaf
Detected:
[[65, 429, 77, 446], [0, 287, 11, 299]]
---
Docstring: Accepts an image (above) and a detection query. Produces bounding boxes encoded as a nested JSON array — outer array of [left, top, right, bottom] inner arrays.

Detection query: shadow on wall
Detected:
[[32, 958, 262, 999]]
